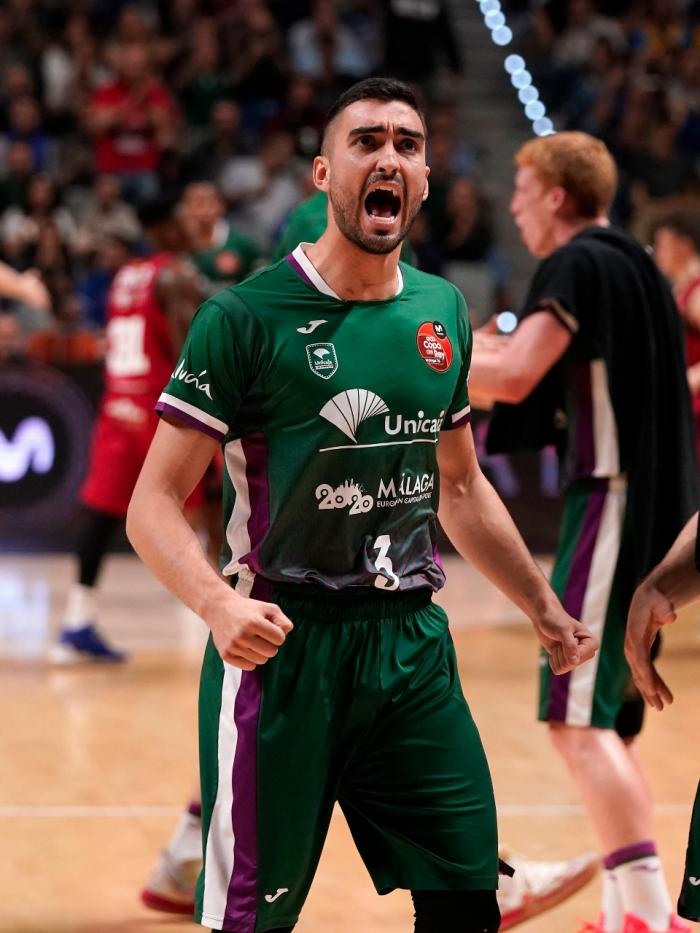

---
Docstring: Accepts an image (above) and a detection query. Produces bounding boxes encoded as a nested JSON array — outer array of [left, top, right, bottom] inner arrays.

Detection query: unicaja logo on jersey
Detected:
[[172, 360, 213, 400], [320, 389, 389, 442]]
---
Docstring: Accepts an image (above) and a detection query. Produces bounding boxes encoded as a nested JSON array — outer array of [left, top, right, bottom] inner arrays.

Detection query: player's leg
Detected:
[[678, 781, 700, 924], [196, 577, 365, 933], [411, 890, 500, 933], [51, 505, 127, 662], [540, 479, 684, 933], [142, 796, 202, 914], [51, 406, 147, 662], [338, 599, 499, 912]]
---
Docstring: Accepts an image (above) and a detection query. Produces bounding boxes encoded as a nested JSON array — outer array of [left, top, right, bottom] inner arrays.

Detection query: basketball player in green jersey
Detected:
[[625, 511, 700, 927], [127, 78, 596, 933]]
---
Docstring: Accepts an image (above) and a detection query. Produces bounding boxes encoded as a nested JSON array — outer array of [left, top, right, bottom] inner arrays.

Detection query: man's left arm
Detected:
[[437, 423, 597, 674]]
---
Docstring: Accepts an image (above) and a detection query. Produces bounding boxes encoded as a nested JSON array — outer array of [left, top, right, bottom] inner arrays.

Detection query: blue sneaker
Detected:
[[49, 624, 127, 664]]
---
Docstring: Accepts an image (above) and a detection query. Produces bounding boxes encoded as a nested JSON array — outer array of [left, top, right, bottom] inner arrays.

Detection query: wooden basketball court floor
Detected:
[[1, 553, 699, 933]]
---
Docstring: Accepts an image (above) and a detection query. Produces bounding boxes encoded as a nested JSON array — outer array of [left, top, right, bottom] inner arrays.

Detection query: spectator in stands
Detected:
[[264, 74, 326, 158], [41, 14, 110, 131], [220, 129, 303, 250], [3, 95, 53, 172], [77, 235, 133, 330], [382, 0, 463, 90], [628, 119, 696, 210], [1, 174, 78, 266], [225, 3, 287, 122], [441, 176, 494, 264], [0, 142, 33, 214], [173, 18, 233, 134], [75, 174, 142, 256], [180, 180, 260, 291], [186, 99, 249, 182], [288, 0, 372, 86], [85, 41, 181, 202], [552, 0, 626, 70]]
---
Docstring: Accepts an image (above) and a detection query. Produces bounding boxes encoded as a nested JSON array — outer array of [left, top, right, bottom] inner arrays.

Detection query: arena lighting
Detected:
[[477, 5, 556, 137]]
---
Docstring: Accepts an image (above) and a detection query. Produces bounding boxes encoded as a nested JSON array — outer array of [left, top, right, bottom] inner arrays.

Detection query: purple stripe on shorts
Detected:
[[286, 252, 316, 289], [548, 480, 608, 721], [224, 664, 263, 933], [241, 433, 271, 574], [155, 401, 225, 441], [604, 840, 657, 870], [223, 576, 273, 932], [573, 363, 595, 477]]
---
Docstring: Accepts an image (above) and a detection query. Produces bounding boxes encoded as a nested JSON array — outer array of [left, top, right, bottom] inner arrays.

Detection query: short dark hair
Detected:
[[137, 193, 179, 228], [651, 211, 700, 254], [321, 77, 426, 152]]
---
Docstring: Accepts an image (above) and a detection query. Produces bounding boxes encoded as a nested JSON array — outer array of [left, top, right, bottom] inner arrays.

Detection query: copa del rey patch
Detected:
[[416, 321, 452, 373]]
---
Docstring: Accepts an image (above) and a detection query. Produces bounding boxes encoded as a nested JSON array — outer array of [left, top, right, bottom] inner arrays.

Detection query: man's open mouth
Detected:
[[364, 186, 402, 222]]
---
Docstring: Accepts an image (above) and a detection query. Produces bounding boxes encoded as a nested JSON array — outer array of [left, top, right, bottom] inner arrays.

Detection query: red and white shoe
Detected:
[[140, 850, 199, 915], [498, 847, 599, 929], [622, 914, 692, 933]]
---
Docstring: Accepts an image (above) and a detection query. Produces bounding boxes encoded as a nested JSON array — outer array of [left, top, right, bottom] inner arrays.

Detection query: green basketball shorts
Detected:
[[678, 780, 700, 922], [196, 578, 499, 933], [539, 476, 636, 729]]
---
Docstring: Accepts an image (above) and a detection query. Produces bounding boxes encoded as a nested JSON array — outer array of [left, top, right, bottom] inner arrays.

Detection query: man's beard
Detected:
[[328, 186, 422, 255]]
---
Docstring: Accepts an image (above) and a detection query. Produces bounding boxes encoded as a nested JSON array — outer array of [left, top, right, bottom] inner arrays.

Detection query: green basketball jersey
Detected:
[[157, 244, 472, 592], [191, 220, 260, 294]]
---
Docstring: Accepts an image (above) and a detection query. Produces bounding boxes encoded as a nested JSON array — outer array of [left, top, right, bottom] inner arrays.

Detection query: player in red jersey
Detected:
[[50, 196, 202, 662], [652, 213, 700, 460]]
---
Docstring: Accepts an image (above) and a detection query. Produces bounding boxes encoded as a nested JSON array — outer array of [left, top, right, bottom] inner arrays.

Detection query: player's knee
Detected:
[[411, 889, 500, 933]]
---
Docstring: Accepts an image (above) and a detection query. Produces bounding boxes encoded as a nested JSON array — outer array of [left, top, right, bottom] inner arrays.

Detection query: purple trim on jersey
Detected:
[[432, 543, 444, 573], [155, 401, 225, 441], [604, 840, 657, 870], [240, 433, 271, 574], [548, 480, 608, 721], [444, 411, 472, 430], [286, 252, 316, 289], [573, 363, 595, 477], [224, 664, 263, 933]]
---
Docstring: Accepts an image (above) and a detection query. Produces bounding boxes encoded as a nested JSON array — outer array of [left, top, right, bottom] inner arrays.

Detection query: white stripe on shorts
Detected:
[[201, 661, 243, 927], [565, 478, 627, 726]]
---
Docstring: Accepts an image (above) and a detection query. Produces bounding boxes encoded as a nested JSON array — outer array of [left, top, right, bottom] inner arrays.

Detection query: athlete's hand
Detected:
[[206, 591, 293, 670], [625, 582, 675, 711], [532, 608, 598, 675]]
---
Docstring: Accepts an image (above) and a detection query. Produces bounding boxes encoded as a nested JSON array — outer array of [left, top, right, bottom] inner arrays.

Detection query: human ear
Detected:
[[313, 156, 330, 192]]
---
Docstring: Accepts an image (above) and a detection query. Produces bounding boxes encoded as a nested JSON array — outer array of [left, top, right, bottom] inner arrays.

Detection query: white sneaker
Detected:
[[498, 847, 599, 929], [141, 849, 200, 915]]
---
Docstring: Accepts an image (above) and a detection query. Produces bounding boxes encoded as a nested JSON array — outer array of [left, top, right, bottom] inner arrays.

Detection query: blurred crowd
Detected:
[[0, 0, 509, 365], [509, 0, 700, 236]]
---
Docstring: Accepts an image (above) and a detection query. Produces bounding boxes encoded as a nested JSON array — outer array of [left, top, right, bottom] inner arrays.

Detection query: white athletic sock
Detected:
[[601, 867, 624, 932], [615, 856, 673, 931], [165, 808, 202, 864], [63, 584, 97, 631]]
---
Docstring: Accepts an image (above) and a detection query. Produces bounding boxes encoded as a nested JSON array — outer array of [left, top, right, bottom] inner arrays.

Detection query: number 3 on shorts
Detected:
[[373, 534, 400, 591]]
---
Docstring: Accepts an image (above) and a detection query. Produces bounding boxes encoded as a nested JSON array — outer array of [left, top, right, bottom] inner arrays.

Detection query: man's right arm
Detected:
[[126, 417, 292, 669]]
